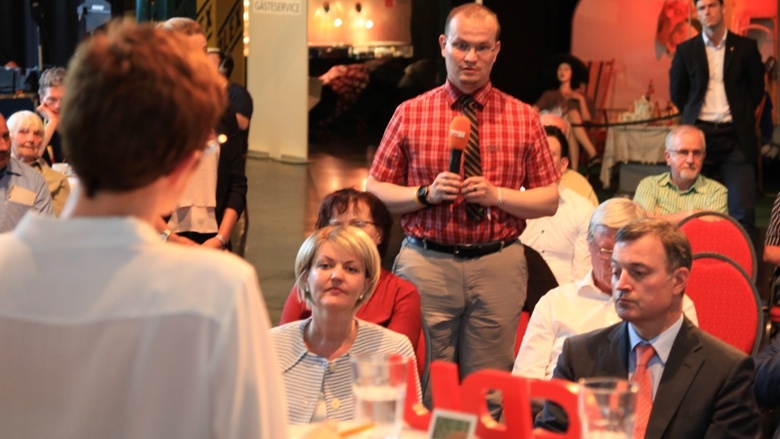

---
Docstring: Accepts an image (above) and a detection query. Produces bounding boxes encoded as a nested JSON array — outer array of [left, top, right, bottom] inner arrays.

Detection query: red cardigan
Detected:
[[279, 269, 422, 351]]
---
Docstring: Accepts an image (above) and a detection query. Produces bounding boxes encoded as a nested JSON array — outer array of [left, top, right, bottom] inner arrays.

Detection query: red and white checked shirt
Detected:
[[370, 80, 560, 244]]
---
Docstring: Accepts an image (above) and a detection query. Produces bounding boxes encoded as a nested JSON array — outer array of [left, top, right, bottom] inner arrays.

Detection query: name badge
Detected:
[[8, 186, 36, 207]]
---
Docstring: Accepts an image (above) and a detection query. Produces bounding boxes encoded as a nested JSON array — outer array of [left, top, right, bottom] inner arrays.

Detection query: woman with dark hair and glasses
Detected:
[[280, 188, 421, 351]]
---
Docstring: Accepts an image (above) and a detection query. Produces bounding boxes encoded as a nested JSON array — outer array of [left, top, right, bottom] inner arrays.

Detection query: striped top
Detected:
[[633, 172, 728, 216], [766, 193, 780, 247], [271, 318, 421, 425]]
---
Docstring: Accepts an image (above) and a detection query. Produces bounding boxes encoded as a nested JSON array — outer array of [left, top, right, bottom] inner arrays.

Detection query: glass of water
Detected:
[[578, 377, 638, 439], [351, 353, 409, 439]]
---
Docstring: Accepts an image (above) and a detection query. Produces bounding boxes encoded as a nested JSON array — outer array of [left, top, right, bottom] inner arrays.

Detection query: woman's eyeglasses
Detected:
[[329, 219, 377, 229]]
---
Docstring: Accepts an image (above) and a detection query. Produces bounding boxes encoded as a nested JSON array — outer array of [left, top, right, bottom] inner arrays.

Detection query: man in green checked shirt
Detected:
[[633, 124, 728, 225]]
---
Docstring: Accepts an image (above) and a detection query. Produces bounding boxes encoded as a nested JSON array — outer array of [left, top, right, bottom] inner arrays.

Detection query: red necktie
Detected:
[[632, 343, 655, 439], [461, 95, 484, 221]]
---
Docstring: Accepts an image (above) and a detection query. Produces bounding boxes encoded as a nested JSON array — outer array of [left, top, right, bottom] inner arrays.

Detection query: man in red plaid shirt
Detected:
[[367, 3, 560, 411]]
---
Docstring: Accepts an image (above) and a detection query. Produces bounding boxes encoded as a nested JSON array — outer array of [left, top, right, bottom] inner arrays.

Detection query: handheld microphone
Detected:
[[449, 115, 470, 173]]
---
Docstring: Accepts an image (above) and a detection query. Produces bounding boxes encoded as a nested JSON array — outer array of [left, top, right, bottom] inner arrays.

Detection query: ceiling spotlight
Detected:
[[355, 2, 361, 13], [323, 1, 329, 13], [334, 18, 342, 27], [365, 20, 374, 29]]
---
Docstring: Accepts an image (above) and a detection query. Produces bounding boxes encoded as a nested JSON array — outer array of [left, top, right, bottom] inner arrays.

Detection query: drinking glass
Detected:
[[351, 353, 408, 439], [578, 377, 638, 439]]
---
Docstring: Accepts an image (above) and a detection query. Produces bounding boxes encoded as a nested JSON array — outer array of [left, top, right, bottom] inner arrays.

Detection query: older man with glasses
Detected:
[[633, 124, 728, 225]]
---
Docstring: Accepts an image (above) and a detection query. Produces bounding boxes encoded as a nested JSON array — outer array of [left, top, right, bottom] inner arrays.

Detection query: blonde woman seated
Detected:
[[272, 226, 421, 425], [8, 111, 70, 215]]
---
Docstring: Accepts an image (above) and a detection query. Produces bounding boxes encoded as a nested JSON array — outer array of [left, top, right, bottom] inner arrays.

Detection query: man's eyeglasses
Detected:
[[329, 219, 377, 229], [668, 149, 705, 158], [448, 40, 496, 57], [590, 242, 613, 259]]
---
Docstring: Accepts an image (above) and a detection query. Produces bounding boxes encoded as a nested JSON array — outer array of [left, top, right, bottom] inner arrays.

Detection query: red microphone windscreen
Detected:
[[449, 116, 470, 151]]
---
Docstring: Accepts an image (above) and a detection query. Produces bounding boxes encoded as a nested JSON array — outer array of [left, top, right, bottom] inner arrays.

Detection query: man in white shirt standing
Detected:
[[514, 198, 698, 380], [0, 22, 296, 438]]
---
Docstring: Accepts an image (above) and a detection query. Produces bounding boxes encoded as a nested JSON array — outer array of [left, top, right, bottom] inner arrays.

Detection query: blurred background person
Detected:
[[535, 55, 599, 171], [207, 48, 253, 155], [280, 188, 422, 351], [158, 18, 247, 251], [272, 225, 421, 424], [521, 125, 594, 284], [0, 113, 52, 233], [37, 67, 67, 165], [539, 114, 598, 206], [7, 110, 70, 216]]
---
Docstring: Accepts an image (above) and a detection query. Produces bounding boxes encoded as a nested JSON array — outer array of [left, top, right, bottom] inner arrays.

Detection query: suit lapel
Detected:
[[645, 318, 704, 439], [723, 31, 736, 75], [601, 323, 630, 376], [692, 37, 709, 81]]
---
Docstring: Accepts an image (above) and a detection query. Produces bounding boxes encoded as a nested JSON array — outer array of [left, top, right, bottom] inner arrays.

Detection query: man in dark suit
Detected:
[[535, 218, 758, 438], [669, 0, 764, 241]]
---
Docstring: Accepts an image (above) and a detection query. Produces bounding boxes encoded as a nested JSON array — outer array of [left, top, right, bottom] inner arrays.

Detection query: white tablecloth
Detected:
[[600, 125, 673, 188]]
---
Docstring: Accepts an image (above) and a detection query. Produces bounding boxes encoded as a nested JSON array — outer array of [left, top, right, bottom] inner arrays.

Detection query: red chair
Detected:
[[678, 211, 757, 281], [686, 253, 763, 355]]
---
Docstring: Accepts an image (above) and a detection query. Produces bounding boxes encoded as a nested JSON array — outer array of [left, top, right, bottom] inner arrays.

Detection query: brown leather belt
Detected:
[[407, 236, 514, 259]]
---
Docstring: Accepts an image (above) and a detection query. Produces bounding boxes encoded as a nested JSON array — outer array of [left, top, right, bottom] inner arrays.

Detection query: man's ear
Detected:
[[561, 157, 570, 172], [672, 266, 689, 297]]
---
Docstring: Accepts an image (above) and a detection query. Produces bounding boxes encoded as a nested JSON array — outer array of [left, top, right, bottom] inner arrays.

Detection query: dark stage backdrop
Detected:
[[412, 0, 579, 104], [0, 0, 124, 70], [3, 0, 576, 103]]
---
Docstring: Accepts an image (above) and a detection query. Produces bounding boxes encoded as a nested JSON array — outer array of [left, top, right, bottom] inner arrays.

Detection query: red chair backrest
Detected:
[[679, 211, 757, 281], [686, 253, 763, 355]]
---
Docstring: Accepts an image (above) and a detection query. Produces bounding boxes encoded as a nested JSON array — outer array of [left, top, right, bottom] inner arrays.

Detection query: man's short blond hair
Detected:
[[444, 3, 501, 41]]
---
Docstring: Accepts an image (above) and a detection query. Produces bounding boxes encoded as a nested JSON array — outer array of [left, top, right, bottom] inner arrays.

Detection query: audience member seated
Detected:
[[0, 113, 52, 232], [633, 125, 728, 225], [535, 55, 599, 170], [158, 18, 248, 251], [514, 198, 698, 380], [280, 188, 422, 350], [0, 21, 301, 437], [207, 49, 253, 154], [754, 336, 780, 438], [764, 192, 780, 266], [37, 67, 67, 165], [540, 114, 598, 206], [272, 226, 422, 424], [535, 218, 758, 438], [7, 110, 70, 216], [521, 126, 595, 284]]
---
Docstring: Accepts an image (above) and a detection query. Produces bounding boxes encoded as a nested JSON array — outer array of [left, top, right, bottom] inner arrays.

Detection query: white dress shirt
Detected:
[[521, 185, 595, 285], [513, 271, 699, 380], [0, 214, 286, 439], [628, 315, 685, 400], [699, 31, 732, 122]]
